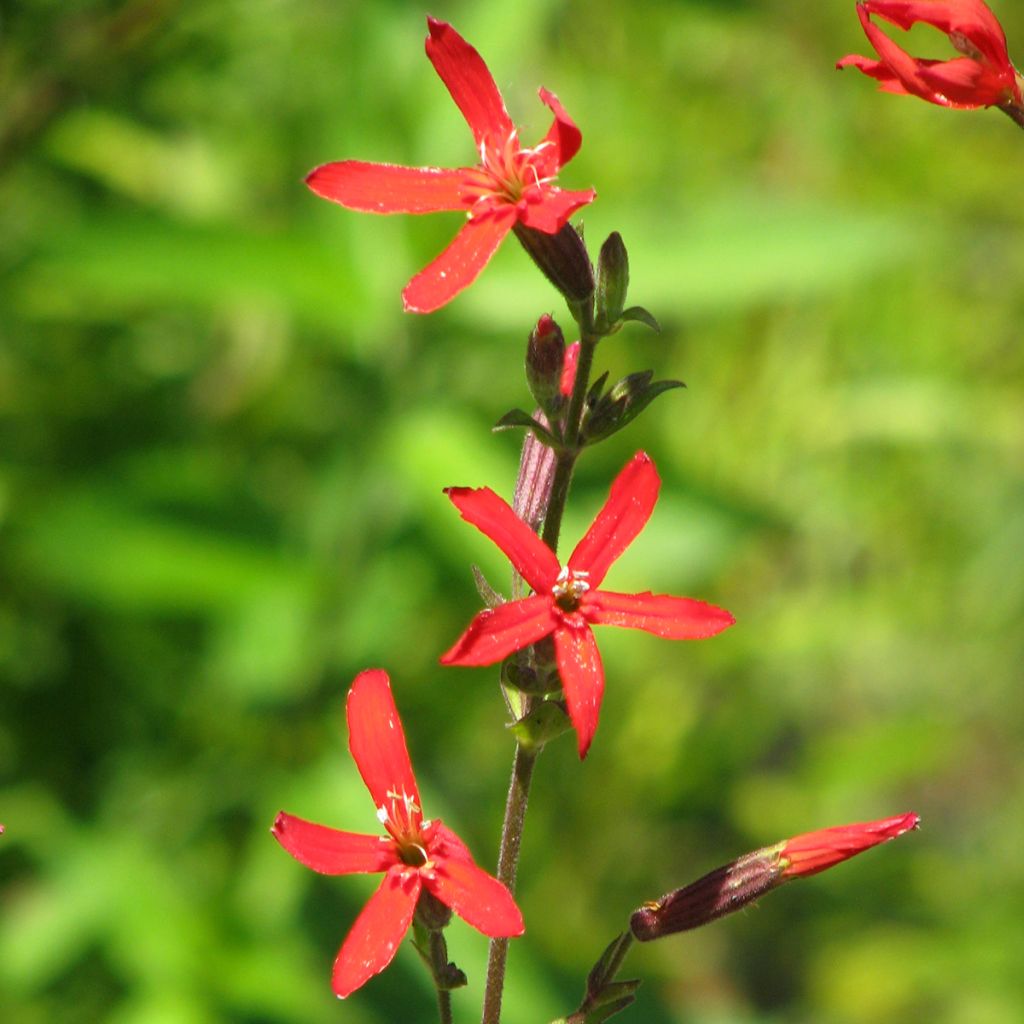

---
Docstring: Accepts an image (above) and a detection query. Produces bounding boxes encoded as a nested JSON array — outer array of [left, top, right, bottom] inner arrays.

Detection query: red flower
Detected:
[[837, 1, 1023, 108], [306, 18, 596, 313], [630, 812, 920, 940], [272, 669, 524, 999], [779, 811, 922, 878], [440, 452, 735, 758], [560, 340, 581, 398]]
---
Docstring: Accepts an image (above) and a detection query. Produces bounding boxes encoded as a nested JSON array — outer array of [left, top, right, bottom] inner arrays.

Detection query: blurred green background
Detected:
[[2, 0, 1023, 1021]]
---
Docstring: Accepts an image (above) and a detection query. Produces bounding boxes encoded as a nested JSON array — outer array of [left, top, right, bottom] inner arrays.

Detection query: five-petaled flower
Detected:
[[272, 669, 524, 999], [837, 1, 1023, 109], [630, 812, 921, 940], [306, 17, 596, 313], [440, 451, 735, 758]]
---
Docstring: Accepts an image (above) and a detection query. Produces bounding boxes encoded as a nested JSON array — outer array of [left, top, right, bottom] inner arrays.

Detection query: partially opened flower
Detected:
[[272, 669, 524, 998], [630, 812, 920, 940], [441, 452, 735, 758], [837, 1, 1022, 109], [307, 17, 596, 313]]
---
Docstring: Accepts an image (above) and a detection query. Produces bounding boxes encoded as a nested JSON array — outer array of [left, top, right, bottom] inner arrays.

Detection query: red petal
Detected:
[[535, 87, 583, 172], [836, 52, 909, 89], [305, 161, 467, 214], [553, 624, 604, 759], [856, 8, 952, 104], [567, 451, 660, 588], [917, 56, 1017, 107], [402, 207, 517, 312], [865, 0, 1008, 53], [445, 485, 560, 592], [782, 812, 921, 879], [272, 812, 396, 874], [431, 822, 477, 864], [425, 18, 515, 149], [560, 340, 580, 398], [440, 595, 558, 666], [332, 867, 421, 998], [426, 857, 525, 937], [518, 186, 598, 235], [584, 591, 736, 639], [347, 669, 421, 818]]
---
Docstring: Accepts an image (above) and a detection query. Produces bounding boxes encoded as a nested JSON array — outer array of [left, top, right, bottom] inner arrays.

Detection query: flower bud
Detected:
[[596, 231, 629, 328], [631, 812, 919, 942], [514, 222, 595, 305], [526, 315, 566, 412]]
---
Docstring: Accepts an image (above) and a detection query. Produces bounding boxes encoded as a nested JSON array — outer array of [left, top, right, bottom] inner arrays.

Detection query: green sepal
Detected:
[[568, 993, 637, 1024], [411, 917, 467, 992], [509, 699, 572, 751], [617, 305, 661, 332], [586, 933, 632, 998], [582, 373, 685, 443], [595, 231, 629, 331], [493, 408, 562, 448], [502, 656, 559, 696], [471, 565, 505, 609], [586, 370, 609, 410]]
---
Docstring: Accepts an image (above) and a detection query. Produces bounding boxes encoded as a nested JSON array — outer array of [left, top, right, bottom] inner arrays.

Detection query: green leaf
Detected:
[[617, 305, 661, 332], [493, 408, 561, 447], [509, 700, 573, 751]]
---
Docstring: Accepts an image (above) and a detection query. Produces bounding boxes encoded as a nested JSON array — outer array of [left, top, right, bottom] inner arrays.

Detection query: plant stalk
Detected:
[[481, 304, 600, 1024]]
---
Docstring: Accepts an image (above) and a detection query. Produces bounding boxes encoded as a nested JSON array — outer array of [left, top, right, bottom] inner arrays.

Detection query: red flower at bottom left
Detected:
[[272, 669, 524, 999]]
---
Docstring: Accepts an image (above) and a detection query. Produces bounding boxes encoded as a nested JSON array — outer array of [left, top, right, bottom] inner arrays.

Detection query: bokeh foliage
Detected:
[[2, 0, 1023, 1021]]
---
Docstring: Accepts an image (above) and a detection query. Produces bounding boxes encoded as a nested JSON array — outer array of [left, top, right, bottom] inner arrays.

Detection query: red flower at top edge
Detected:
[[306, 18, 596, 313], [272, 669, 523, 999], [837, 1, 1022, 108], [440, 452, 735, 758]]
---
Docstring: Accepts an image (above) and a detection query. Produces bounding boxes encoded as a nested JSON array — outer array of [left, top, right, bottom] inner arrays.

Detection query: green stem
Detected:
[[429, 930, 454, 1024], [481, 304, 601, 1024]]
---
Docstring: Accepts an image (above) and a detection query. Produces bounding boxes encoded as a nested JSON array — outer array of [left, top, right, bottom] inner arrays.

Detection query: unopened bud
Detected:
[[596, 231, 629, 327], [631, 812, 919, 941], [526, 315, 566, 411], [631, 847, 782, 940], [514, 222, 595, 305]]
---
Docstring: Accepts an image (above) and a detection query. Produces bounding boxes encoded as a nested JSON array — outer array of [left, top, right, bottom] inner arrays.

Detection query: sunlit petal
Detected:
[[445, 486, 560, 592], [567, 452, 660, 588], [272, 812, 396, 874], [585, 591, 735, 639], [347, 669, 421, 818], [425, 17, 515, 148], [305, 161, 467, 214], [402, 207, 517, 312], [331, 867, 420, 998], [553, 624, 604, 759], [440, 596, 557, 666]]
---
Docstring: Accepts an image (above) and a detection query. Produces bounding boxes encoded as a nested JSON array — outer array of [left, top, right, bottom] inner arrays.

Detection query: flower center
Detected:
[[461, 130, 556, 215], [551, 566, 590, 612], [377, 787, 422, 839]]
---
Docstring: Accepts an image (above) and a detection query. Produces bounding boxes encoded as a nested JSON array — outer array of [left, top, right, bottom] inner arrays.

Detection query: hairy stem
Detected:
[[481, 303, 600, 1024], [429, 930, 454, 1024]]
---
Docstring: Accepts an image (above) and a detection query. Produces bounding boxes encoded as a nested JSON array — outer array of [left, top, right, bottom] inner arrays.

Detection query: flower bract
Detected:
[[440, 451, 735, 758], [837, 0, 1023, 108], [272, 669, 524, 998], [306, 18, 596, 313]]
